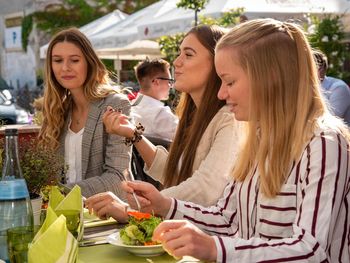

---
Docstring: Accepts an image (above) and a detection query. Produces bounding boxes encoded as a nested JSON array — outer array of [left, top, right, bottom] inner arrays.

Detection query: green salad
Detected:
[[120, 211, 162, 246]]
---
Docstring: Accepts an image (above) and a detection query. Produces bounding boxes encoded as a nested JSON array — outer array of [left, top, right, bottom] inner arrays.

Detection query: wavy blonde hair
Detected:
[[39, 27, 118, 150], [216, 19, 349, 197]]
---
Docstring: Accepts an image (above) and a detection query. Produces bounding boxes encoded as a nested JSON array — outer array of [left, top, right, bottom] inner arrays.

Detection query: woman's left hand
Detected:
[[152, 220, 217, 261]]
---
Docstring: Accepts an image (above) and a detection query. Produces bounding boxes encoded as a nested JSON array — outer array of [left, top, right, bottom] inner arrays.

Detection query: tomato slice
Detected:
[[127, 211, 152, 220]]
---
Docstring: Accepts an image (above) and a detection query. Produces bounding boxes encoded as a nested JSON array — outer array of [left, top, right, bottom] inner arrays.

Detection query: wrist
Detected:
[[126, 126, 135, 138], [159, 197, 172, 217], [124, 123, 145, 146]]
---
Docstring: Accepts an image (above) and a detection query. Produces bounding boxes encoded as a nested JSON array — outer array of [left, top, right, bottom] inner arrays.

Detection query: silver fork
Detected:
[[122, 169, 141, 211]]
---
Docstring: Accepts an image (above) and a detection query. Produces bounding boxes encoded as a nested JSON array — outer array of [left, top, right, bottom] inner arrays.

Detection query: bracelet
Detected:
[[124, 123, 145, 146]]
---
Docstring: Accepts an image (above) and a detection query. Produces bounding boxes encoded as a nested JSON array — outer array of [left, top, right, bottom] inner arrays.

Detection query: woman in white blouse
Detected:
[[121, 19, 350, 262], [39, 28, 130, 197]]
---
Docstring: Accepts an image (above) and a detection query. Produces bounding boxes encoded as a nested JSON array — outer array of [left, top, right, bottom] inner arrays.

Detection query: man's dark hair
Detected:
[[135, 58, 170, 88]]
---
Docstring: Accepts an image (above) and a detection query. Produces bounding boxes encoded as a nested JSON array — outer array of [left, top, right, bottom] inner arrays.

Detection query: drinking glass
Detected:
[[56, 210, 80, 239], [7, 225, 40, 263]]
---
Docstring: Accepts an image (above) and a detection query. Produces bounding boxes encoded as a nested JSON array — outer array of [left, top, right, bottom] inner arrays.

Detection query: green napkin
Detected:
[[28, 207, 78, 263], [49, 185, 84, 241]]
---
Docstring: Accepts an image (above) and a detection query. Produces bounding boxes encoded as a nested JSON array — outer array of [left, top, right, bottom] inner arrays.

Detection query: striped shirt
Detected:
[[166, 129, 350, 262]]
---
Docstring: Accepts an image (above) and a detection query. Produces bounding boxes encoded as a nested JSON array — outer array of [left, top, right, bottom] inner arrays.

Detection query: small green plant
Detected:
[[0, 138, 66, 199]]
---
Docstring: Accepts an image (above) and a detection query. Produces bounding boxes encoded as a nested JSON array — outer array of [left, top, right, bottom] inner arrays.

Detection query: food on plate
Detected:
[[120, 211, 162, 246]]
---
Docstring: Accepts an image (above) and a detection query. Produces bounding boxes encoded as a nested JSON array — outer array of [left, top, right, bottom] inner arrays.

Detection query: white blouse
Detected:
[[64, 126, 84, 184]]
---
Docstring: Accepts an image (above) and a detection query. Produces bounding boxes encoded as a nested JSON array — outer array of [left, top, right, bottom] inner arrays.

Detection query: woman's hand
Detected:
[[103, 106, 134, 137], [85, 191, 129, 223], [152, 220, 217, 261], [122, 181, 171, 217]]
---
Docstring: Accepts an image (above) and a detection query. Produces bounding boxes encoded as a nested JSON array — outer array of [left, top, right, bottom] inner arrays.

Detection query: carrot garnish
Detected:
[[144, 241, 158, 246], [127, 211, 152, 220]]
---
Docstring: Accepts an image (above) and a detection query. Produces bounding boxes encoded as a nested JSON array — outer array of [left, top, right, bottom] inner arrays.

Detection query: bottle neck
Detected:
[[2, 134, 23, 180]]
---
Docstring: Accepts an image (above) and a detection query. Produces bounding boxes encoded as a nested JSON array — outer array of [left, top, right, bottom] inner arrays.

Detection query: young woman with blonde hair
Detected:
[[120, 19, 350, 262], [39, 28, 131, 197], [86, 25, 240, 215]]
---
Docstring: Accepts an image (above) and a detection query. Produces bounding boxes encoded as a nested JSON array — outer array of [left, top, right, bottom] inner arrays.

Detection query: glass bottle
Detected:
[[0, 129, 33, 262]]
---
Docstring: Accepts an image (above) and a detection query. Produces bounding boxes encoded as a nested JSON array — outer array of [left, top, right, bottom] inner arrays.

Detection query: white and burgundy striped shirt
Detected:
[[166, 129, 350, 262]]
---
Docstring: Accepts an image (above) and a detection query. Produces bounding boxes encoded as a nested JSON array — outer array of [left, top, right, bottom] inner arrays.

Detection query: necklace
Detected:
[[72, 104, 88, 126], [71, 113, 81, 126]]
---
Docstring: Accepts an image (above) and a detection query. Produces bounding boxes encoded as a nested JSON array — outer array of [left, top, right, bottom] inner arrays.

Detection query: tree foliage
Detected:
[[176, 0, 208, 11], [200, 8, 244, 27], [308, 14, 350, 81], [158, 34, 185, 63], [177, 0, 209, 26]]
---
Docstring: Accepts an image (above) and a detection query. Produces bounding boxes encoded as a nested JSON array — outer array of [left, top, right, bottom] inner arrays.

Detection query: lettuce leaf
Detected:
[[120, 215, 162, 245]]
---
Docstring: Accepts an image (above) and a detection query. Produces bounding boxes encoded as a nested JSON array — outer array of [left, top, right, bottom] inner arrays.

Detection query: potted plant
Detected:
[[0, 137, 67, 224]]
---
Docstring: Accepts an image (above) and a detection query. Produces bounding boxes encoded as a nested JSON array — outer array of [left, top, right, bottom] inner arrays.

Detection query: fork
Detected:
[[122, 169, 141, 211]]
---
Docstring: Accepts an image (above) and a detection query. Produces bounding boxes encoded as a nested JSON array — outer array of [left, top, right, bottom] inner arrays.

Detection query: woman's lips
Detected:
[[62, 76, 75, 80]]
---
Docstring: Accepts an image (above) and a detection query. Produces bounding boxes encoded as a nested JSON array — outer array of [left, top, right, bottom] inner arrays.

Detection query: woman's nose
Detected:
[[217, 84, 227, 100], [173, 55, 182, 68], [62, 60, 70, 71]]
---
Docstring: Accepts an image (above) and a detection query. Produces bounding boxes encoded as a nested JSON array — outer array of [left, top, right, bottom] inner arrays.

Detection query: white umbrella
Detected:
[[95, 40, 163, 81], [137, 0, 350, 39], [95, 40, 163, 60], [79, 9, 128, 37], [39, 9, 128, 59], [88, 0, 175, 50]]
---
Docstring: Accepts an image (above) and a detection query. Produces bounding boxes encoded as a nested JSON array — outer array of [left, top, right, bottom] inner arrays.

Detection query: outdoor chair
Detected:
[[131, 136, 172, 190]]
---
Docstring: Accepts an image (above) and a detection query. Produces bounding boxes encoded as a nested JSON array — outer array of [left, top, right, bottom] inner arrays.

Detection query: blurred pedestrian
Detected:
[[314, 50, 350, 125]]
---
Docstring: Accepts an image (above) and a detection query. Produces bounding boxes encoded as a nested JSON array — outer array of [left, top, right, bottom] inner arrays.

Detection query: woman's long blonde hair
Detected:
[[216, 18, 349, 197], [39, 28, 117, 150]]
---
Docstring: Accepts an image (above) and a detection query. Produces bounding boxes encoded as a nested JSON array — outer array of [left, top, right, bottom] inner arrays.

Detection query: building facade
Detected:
[[0, 0, 57, 90]]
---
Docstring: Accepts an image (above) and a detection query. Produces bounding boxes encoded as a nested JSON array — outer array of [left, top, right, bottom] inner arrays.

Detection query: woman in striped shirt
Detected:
[[124, 18, 350, 262]]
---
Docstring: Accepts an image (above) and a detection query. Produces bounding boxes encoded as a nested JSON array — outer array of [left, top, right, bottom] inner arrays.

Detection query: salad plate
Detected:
[[107, 232, 165, 257]]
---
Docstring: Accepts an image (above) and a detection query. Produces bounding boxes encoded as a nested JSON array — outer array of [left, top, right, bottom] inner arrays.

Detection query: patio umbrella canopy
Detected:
[[88, 0, 175, 50], [137, 0, 350, 39], [79, 9, 128, 37], [95, 40, 163, 60], [39, 9, 128, 59]]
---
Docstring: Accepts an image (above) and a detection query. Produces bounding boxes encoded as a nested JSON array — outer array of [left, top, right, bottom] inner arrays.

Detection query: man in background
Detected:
[[314, 50, 350, 125], [132, 59, 178, 141]]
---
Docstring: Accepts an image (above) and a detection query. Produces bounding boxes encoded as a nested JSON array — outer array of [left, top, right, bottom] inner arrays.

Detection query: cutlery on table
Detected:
[[122, 169, 141, 211]]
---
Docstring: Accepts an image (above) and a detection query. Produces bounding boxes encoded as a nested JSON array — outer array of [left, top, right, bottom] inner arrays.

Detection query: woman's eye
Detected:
[[71, 59, 79, 63], [53, 59, 62, 63], [185, 53, 193, 57], [226, 81, 234, 87]]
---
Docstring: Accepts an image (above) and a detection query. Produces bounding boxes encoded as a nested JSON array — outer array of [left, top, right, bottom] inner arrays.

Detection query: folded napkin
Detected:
[[28, 186, 84, 263], [28, 207, 78, 263], [49, 185, 84, 241]]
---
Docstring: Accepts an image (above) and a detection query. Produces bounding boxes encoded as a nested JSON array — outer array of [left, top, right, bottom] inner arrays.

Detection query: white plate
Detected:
[[107, 232, 165, 257]]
